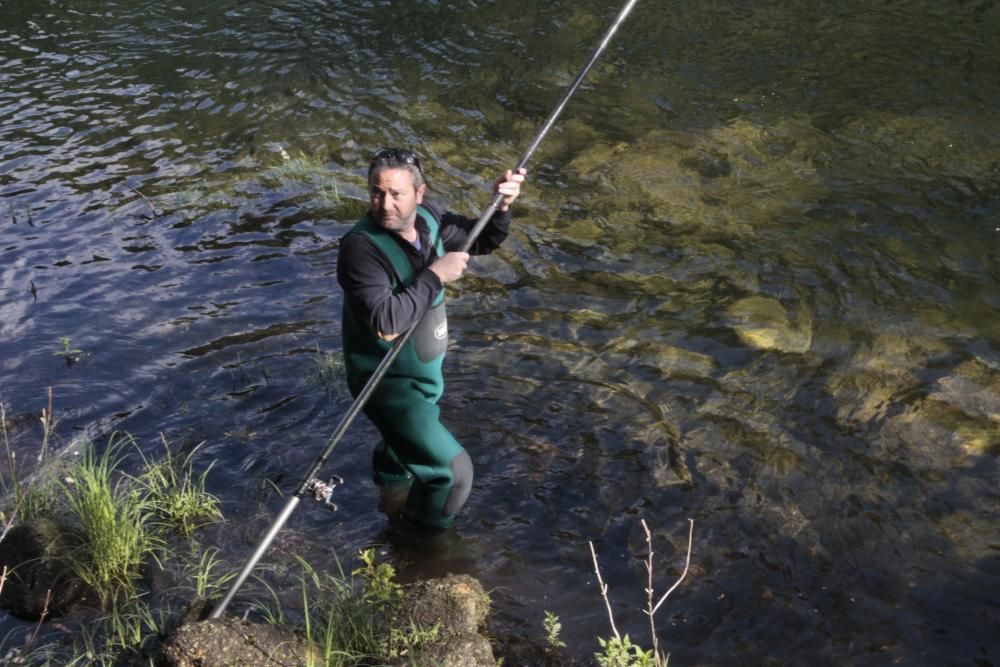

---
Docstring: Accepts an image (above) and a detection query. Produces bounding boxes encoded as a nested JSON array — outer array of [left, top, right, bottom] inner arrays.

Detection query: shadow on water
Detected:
[[1, 0, 999, 663]]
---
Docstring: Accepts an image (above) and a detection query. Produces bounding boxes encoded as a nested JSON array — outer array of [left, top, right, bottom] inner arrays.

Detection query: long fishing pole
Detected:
[[210, 0, 641, 619]]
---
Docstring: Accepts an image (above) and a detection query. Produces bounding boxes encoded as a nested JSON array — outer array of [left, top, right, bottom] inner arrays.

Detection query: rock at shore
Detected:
[[158, 573, 496, 667], [158, 617, 314, 667], [0, 518, 91, 620]]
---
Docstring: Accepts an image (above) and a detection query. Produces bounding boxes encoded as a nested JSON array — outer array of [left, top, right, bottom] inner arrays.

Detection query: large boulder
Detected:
[[159, 573, 495, 667], [393, 573, 494, 667], [0, 518, 90, 619]]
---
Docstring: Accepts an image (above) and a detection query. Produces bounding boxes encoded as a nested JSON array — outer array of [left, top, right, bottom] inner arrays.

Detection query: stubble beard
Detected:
[[378, 210, 416, 236]]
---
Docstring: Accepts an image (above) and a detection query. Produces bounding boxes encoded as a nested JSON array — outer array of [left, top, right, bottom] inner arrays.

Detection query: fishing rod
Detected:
[[210, 0, 641, 619]]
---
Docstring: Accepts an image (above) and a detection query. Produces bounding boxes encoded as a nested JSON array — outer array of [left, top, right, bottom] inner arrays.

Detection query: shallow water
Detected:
[[1, 0, 999, 664]]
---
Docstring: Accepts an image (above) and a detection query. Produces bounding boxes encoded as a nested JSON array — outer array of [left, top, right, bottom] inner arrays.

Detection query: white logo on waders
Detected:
[[434, 322, 447, 340]]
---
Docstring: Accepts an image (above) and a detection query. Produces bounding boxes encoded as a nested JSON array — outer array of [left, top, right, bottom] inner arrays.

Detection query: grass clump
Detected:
[[1, 420, 227, 664], [265, 548, 438, 667], [137, 435, 222, 537], [306, 345, 346, 398], [261, 150, 340, 206], [59, 433, 161, 604], [1, 391, 60, 531]]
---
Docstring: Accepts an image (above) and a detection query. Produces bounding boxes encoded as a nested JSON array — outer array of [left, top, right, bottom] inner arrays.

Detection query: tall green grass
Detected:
[[1, 425, 228, 664], [59, 434, 160, 604], [136, 435, 222, 537], [255, 549, 438, 667], [2, 422, 447, 667]]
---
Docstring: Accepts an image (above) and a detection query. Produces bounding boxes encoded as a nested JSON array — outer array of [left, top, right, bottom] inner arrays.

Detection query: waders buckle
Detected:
[[304, 475, 344, 511]]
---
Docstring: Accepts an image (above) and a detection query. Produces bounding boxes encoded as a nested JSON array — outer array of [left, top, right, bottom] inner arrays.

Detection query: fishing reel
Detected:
[[303, 474, 344, 511]]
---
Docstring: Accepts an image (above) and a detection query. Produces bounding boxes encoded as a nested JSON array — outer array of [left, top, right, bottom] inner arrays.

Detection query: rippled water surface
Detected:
[[2, 0, 999, 664]]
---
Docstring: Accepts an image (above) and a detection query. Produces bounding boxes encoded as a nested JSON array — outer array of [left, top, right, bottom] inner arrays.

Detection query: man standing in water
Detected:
[[337, 148, 526, 530]]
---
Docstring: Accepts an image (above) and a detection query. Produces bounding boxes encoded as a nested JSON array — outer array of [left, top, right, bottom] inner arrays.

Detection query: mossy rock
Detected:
[[158, 618, 316, 667], [0, 518, 91, 619], [404, 631, 495, 667], [399, 573, 490, 636], [392, 573, 495, 667]]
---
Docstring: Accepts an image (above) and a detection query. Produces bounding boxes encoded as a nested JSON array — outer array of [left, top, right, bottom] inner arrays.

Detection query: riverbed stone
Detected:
[[725, 295, 812, 353], [392, 573, 494, 667], [927, 360, 1000, 424], [158, 617, 314, 667], [0, 518, 90, 619]]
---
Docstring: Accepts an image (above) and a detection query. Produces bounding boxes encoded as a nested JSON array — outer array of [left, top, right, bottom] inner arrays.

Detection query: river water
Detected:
[[1, 0, 998, 664]]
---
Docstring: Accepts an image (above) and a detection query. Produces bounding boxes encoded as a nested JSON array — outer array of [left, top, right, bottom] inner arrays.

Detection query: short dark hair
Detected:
[[368, 148, 425, 189]]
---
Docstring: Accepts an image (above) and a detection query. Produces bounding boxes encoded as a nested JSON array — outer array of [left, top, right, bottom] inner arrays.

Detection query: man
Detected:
[[337, 148, 526, 530]]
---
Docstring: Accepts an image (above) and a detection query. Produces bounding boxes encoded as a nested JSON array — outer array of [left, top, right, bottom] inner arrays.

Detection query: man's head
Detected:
[[368, 148, 426, 235]]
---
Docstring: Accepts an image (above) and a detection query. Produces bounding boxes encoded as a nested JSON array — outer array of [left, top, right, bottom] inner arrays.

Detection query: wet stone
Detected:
[[392, 573, 494, 667], [158, 618, 314, 667], [680, 148, 733, 178], [725, 295, 812, 354], [0, 518, 91, 620]]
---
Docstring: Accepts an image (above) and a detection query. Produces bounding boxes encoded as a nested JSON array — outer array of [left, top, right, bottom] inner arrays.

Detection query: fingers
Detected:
[[495, 168, 527, 211], [429, 251, 470, 284], [502, 167, 527, 183]]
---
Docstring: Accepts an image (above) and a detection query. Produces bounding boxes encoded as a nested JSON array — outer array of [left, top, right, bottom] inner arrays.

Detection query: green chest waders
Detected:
[[341, 206, 473, 529]]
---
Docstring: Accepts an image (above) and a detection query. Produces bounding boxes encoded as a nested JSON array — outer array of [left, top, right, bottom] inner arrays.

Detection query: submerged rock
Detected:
[[927, 360, 1000, 425], [680, 148, 733, 178], [725, 295, 812, 353], [0, 518, 90, 619]]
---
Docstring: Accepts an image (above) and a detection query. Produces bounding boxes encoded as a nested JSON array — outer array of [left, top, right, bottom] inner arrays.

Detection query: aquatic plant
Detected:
[[135, 435, 222, 537], [253, 548, 440, 666], [260, 149, 341, 206], [543, 609, 566, 651], [53, 337, 83, 366], [307, 345, 346, 397], [186, 546, 236, 600]]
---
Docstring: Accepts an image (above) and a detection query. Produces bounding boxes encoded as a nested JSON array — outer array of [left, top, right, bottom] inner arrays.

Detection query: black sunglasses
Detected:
[[369, 148, 422, 176]]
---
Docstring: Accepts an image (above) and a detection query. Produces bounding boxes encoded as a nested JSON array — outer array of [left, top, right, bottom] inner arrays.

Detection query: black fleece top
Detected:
[[337, 201, 511, 337]]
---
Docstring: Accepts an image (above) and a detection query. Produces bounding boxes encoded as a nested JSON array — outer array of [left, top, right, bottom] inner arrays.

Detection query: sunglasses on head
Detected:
[[369, 148, 422, 175]]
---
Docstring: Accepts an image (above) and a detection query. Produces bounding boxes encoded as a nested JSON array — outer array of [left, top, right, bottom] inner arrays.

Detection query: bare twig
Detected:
[[27, 589, 52, 648], [39, 387, 53, 463], [589, 540, 620, 640], [121, 183, 159, 218], [643, 519, 658, 660], [650, 518, 694, 617], [591, 519, 694, 667], [1, 402, 16, 543]]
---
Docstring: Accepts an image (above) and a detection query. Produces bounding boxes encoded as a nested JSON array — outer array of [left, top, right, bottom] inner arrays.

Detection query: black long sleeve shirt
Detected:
[[337, 201, 511, 337]]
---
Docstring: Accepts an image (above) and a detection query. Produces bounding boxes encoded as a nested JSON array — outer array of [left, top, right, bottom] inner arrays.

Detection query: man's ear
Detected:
[[415, 183, 426, 204]]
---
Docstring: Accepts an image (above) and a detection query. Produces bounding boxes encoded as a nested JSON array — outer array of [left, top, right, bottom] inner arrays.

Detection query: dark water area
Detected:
[[1, 0, 999, 664]]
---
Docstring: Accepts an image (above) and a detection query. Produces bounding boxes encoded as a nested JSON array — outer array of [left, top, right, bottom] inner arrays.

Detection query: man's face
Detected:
[[369, 167, 425, 234]]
